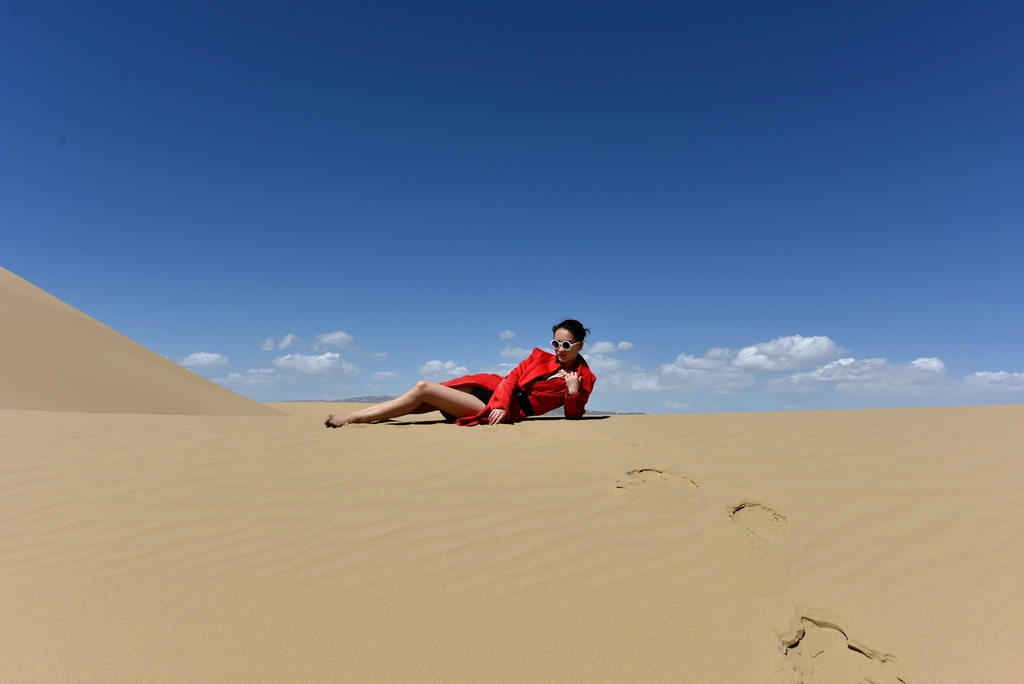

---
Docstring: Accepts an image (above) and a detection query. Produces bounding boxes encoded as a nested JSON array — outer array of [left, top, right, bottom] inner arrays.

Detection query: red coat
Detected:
[[441, 348, 597, 426]]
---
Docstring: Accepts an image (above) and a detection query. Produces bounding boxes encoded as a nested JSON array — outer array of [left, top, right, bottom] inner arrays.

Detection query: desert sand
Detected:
[[2, 268, 1023, 682]]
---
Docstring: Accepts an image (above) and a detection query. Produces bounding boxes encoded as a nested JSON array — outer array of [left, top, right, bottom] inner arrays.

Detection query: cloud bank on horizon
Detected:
[[180, 331, 1024, 412]]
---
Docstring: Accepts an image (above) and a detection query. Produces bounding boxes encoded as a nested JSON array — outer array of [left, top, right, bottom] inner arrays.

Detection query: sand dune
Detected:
[[0, 268, 279, 415], [2, 269, 1023, 681]]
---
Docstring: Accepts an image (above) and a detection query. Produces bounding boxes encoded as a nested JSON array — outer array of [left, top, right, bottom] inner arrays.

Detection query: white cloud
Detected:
[[180, 352, 229, 369], [587, 340, 634, 354], [224, 368, 278, 386], [675, 348, 733, 370], [733, 335, 846, 372], [911, 357, 946, 373], [370, 351, 388, 361], [501, 346, 531, 359], [573, 356, 632, 395], [313, 330, 354, 350], [768, 357, 949, 396], [499, 330, 516, 340], [581, 346, 744, 396], [279, 333, 301, 350], [655, 362, 755, 394], [371, 371, 399, 380], [273, 352, 358, 377], [419, 360, 469, 380], [260, 337, 275, 352], [962, 371, 1024, 393], [621, 348, 755, 395]]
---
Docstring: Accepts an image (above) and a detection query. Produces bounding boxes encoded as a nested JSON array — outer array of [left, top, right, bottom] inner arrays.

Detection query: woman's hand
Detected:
[[487, 408, 507, 425], [565, 371, 581, 396]]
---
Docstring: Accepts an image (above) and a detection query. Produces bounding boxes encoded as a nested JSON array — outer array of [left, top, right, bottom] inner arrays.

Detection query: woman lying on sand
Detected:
[[325, 319, 597, 427]]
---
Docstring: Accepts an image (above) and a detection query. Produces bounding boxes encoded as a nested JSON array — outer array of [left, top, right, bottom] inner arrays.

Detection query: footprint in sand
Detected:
[[704, 501, 792, 597], [615, 469, 705, 513], [729, 502, 789, 544], [779, 608, 906, 683]]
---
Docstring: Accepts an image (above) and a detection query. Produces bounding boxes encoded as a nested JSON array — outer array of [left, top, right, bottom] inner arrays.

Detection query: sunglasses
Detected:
[[551, 339, 583, 351]]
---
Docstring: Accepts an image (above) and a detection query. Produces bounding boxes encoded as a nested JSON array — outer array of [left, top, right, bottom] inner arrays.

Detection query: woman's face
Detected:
[[553, 327, 583, 366]]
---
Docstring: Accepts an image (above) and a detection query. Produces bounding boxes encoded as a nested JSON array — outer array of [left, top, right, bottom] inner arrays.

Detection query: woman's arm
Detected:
[[563, 368, 595, 419]]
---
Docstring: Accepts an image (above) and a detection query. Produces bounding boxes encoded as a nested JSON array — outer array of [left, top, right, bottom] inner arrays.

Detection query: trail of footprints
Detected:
[[616, 468, 907, 683], [615, 468, 789, 543]]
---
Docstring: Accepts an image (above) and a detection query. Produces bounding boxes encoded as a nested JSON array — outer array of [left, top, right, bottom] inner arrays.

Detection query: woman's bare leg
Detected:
[[324, 382, 486, 427]]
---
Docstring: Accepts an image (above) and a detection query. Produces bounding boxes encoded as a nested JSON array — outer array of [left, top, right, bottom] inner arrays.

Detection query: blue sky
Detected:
[[3, 1, 1023, 414]]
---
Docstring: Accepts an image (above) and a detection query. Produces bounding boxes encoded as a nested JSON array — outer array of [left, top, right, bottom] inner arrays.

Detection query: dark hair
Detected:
[[553, 319, 590, 342]]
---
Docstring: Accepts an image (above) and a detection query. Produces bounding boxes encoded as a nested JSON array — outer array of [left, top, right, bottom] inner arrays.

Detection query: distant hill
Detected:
[[338, 395, 400, 403]]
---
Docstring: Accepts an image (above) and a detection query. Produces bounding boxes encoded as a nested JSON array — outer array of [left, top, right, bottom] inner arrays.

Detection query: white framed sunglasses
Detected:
[[551, 339, 583, 351]]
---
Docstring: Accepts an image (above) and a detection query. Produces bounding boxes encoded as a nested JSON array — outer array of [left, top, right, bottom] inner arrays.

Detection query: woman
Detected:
[[324, 319, 596, 427]]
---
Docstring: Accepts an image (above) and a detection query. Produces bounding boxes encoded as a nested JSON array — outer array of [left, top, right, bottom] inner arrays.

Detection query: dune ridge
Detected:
[[0, 268, 279, 415]]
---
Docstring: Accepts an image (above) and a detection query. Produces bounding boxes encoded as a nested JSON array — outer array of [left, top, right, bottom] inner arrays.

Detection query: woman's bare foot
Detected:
[[324, 414, 350, 428]]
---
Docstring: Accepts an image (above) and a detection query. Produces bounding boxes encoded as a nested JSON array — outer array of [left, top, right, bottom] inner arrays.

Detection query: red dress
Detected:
[[441, 348, 597, 426]]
